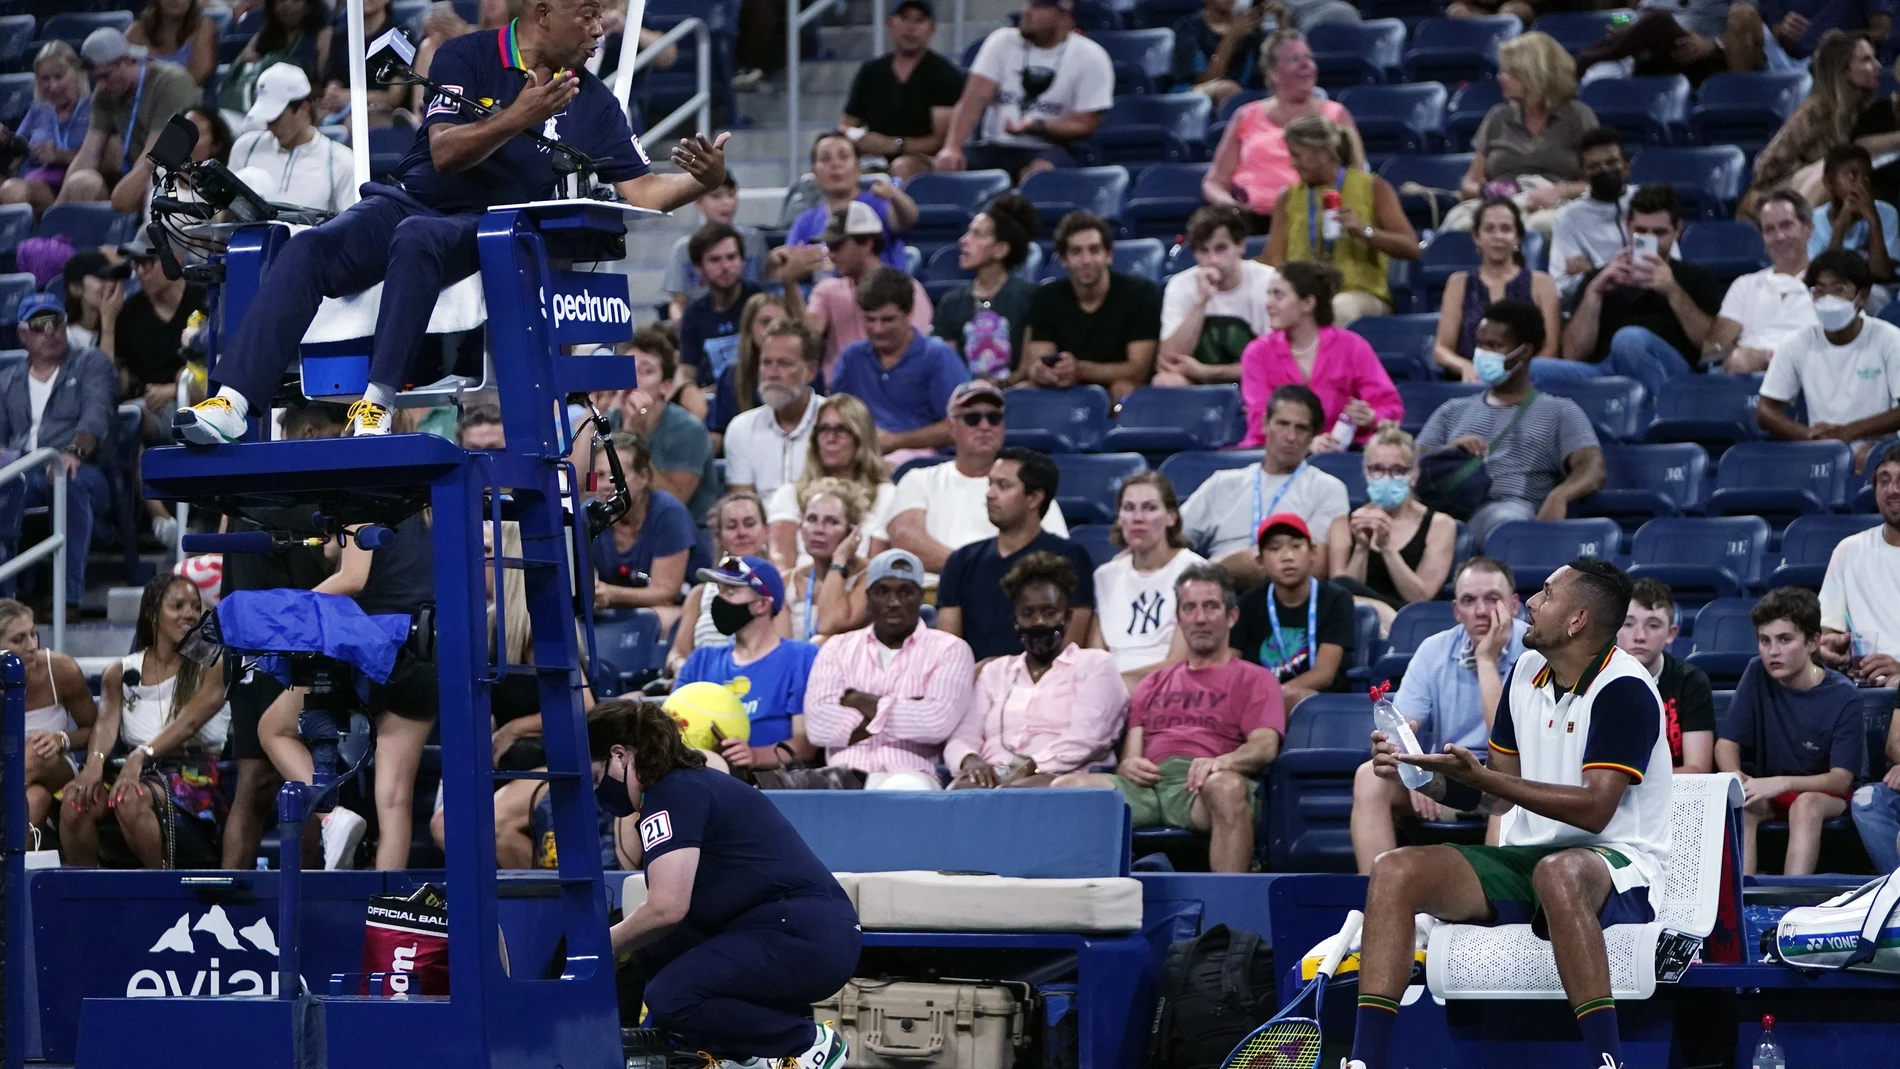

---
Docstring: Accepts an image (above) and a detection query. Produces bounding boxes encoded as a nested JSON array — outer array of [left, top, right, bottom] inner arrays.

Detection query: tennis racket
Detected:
[[1219, 909, 1365, 1069]]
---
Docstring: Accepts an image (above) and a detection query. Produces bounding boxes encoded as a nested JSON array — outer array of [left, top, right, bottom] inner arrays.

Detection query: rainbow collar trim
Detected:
[[498, 19, 524, 70]]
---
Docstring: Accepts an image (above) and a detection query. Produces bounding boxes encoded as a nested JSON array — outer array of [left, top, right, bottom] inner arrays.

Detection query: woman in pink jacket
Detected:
[[1238, 262, 1403, 452]]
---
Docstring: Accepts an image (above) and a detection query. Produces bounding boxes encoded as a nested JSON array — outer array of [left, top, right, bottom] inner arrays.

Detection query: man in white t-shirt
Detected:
[[228, 64, 357, 214], [1704, 189, 1818, 375], [724, 319, 820, 501], [1818, 442, 1900, 682], [1347, 559, 1670, 1069], [1756, 249, 1900, 453], [880, 380, 1068, 571], [932, 0, 1113, 183], [1179, 383, 1348, 587], [1154, 205, 1275, 387]]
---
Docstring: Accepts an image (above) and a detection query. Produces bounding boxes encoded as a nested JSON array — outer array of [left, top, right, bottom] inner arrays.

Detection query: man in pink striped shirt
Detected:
[[805, 549, 976, 789]]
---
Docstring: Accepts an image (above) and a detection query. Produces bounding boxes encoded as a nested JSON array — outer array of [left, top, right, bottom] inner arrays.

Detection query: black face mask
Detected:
[[1588, 171, 1625, 203], [709, 595, 755, 636], [1018, 624, 1065, 662], [596, 755, 637, 819]]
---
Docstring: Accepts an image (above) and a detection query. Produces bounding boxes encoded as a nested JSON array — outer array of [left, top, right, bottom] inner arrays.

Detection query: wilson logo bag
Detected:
[[361, 883, 451, 995]]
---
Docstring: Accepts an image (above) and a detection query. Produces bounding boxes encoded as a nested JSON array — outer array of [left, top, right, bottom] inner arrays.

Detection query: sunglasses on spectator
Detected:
[[20, 315, 63, 334], [957, 411, 1004, 427]]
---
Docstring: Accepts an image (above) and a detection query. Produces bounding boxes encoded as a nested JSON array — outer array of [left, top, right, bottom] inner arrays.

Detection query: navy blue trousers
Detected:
[[216, 189, 482, 409], [643, 894, 860, 1057]]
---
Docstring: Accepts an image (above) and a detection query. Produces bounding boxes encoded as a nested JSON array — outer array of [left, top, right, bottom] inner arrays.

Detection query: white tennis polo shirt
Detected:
[[1489, 645, 1675, 889]]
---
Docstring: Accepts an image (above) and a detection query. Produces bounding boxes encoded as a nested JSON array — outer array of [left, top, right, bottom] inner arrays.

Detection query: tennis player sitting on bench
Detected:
[[174, 0, 729, 444], [1348, 558, 1670, 1069]]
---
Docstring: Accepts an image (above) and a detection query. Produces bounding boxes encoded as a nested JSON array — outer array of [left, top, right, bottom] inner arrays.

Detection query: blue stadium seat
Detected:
[[0, 71, 31, 127], [0, 201, 31, 267], [1094, 29, 1175, 93], [1371, 600, 1457, 684], [1134, 0, 1202, 28], [1076, 93, 1211, 166], [1575, 442, 1708, 524], [36, 203, 138, 247], [1218, 90, 1267, 123], [1628, 515, 1771, 599], [1021, 166, 1131, 230], [1540, 375, 1647, 442], [1307, 18, 1406, 87], [1691, 70, 1810, 154], [0, 348, 23, 374], [1416, 230, 1482, 309], [1482, 518, 1624, 593], [1401, 15, 1519, 85], [1684, 597, 1759, 688], [1308, 450, 1368, 508], [1768, 513, 1882, 590], [0, 271, 36, 325], [1644, 374, 1762, 452], [39, 11, 134, 47], [1041, 236, 1165, 284], [591, 610, 665, 696], [1336, 83, 1448, 167], [1002, 385, 1111, 453], [1067, 524, 1120, 570], [1535, 9, 1629, 51], [1395, 380, 1484, 435], [1678, 221, 1769, 286], [1348, 603, 1387, 685], [892, 455, 950, 483], [0, 15, 34, 69], [1630, 146, 1745, 219], [1156, 449, 1260, 498], [1124, 163, 1210, 239], [1379, 153, 1472, 233], [367, 125, 413, 181], [904, 170, 1012, 249], [1051, 453, 1149, 525], [1705, 440, 1855, 523], [1350, 313, 1439, 383], [1268, 694, 1376, 872], [1446, 79, 1503, 147], [1579, 74, 1690, 146], [1358, 0, 1445, 23], [1100, 384, 1244, 452]]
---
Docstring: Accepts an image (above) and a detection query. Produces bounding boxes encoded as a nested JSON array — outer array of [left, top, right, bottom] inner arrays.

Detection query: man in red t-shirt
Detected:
[[1055, 562, 1285, 871]]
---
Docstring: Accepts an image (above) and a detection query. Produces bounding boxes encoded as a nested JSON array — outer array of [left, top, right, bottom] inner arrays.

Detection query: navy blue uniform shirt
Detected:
[[397, 21, 653, 212], [637, 766, 848, 932]]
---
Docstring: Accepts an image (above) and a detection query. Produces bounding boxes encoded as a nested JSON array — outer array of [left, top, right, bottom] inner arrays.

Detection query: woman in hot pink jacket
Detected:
[[1238, 262, 1403, 451]]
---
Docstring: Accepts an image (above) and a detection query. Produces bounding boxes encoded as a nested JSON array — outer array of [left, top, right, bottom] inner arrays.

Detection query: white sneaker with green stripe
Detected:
[[779, 1023, 845, 1069]]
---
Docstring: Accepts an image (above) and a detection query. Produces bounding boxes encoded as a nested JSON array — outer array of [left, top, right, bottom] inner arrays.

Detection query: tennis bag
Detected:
[[1145, 925, 1277, 1069], [1773, 868, 1900, 975]]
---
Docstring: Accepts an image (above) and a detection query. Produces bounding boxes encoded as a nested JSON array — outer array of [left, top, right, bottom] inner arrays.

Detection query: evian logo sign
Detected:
[[546, 271, 636, 346], [126, 905, 283, 998]]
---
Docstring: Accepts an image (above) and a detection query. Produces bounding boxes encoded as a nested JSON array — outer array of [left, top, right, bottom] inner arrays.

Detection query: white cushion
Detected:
[[843, 870, 1142, 933], [301, 272, 488, 344]]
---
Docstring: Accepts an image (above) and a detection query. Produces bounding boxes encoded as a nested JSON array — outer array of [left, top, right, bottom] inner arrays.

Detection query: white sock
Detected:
[[215, 386, 249, 418], [363, 382, 396, 409]]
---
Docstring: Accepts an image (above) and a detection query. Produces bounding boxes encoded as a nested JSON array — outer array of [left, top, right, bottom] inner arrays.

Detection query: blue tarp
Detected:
[[216, 589, 411, 683]]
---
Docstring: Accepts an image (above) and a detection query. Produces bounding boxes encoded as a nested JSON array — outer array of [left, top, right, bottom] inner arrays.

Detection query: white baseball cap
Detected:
[[246, 63, 313, 124]]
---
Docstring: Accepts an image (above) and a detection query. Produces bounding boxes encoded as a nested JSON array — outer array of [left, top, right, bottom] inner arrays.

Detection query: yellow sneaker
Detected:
[[345, 399, 392, 436], [171, 395, 246, 445]]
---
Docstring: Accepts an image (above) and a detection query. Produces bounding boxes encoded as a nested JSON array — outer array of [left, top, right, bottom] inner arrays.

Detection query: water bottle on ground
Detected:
[[1752, 1014, 1786, 1069], [1370, 682, 1430, 790]]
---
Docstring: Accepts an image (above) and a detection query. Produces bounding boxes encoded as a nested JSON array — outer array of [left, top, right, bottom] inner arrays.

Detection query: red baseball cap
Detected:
[[1255, 512, 1311, 547]]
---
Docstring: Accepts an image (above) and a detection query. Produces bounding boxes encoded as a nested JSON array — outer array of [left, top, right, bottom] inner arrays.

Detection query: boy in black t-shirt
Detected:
[[1616, 578, 1716, 772], [1023, 211, 1161, 399], [1230, 512, 1354, 706]]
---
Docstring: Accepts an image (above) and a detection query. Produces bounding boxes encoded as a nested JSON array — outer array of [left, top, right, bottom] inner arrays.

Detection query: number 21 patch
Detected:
[[639, 811, 673, 851]]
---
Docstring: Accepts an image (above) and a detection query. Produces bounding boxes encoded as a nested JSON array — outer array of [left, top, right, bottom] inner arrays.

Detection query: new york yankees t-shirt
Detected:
[[1128, 656, 1286, 763], [1092, 548, 1205, 674]]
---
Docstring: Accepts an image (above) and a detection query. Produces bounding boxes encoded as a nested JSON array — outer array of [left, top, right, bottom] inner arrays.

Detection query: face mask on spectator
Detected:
[[1813, 295, 1859, 332], [1472, 348, 1513, 386], [596, 754, 638, 818], [1366, 476, 1410, 510], [1017, 624, 1064, 661], [1588, 171, 1624, 202], [710, 595, 755, 636]]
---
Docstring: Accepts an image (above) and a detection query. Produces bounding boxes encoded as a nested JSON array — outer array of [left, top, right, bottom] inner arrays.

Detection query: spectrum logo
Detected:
[[550, 291, 632, 328]]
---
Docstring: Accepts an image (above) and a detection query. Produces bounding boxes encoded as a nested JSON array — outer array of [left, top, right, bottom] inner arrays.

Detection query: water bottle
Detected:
[[1370, 682, 1431, 790], [1329, 410, 1357, 449], [1321, 190, 1342, 243], [1752, 1015, 1786, 1069]]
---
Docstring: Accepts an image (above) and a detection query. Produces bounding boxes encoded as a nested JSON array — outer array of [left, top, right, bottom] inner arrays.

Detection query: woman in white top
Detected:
[[779, 478, 872, 643], [62, 576, 228, 869], [667, 491, 770, 674], [0, 599, 97, 826], [766, 394, 897, 571], [1086, 472, 1205, 691]]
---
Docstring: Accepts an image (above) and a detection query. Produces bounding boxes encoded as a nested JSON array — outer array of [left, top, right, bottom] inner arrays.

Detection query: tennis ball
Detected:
[[664, 682, 751, 750]]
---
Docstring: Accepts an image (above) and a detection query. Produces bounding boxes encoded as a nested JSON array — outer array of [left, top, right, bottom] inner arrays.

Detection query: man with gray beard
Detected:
[[724, 319, 822, 501]]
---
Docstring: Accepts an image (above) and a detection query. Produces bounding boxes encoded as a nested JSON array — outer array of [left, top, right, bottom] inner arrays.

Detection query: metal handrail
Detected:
[[788, 0, 851, 181], [615, 16, 714, 147], [171, 365, 194, 569], [0, 447, 66, 652]]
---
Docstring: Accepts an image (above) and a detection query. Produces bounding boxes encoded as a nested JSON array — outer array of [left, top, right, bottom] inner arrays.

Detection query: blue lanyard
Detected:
[[1267, 577, 1319, 675], [1252, 460, 1305, 533], [1303, 168, 1346, 257], [51, 103, 84, 151], [803, 568, 819, 641], [120, 65, 148, 174]]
